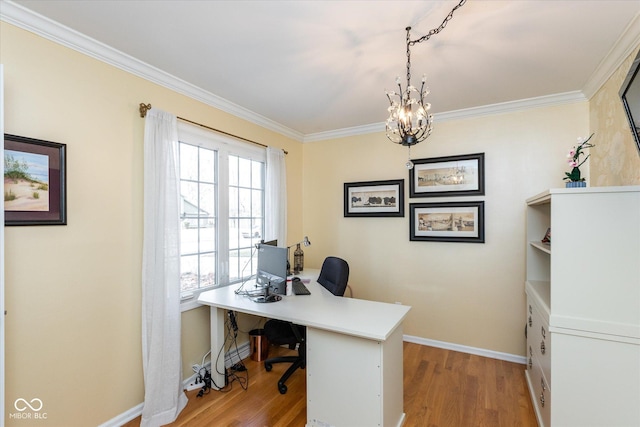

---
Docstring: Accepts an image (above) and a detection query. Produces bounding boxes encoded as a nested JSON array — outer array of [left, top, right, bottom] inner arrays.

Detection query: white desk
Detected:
[[197, 270, 411, 427]]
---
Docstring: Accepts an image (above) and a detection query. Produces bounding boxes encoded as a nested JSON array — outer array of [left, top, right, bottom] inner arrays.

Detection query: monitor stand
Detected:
[[252, 295, 282, 303]]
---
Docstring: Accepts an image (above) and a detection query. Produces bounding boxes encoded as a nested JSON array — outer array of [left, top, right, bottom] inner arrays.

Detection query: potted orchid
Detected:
[[563, 133, 595, 187]]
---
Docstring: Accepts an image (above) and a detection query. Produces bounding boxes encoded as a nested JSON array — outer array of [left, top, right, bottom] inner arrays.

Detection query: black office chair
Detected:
[[263, 256, 349, 394]]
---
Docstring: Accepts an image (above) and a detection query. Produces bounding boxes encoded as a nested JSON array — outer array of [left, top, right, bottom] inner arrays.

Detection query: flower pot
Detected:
[[565, 181, 586, 188]]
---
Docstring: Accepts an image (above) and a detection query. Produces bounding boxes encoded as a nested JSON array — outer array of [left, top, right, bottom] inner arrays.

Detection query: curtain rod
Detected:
[[138, 103, 287, 154]]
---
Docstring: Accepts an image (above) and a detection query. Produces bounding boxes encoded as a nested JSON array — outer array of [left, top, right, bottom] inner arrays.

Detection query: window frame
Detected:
[[177, 122, 266, 312]]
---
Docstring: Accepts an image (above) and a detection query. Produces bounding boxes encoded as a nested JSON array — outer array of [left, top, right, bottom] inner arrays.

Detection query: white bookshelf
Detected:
[[524, 186, 640, 427]]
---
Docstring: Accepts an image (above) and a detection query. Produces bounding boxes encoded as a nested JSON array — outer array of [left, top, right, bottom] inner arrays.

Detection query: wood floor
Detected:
[[123, 342, 537, 427]]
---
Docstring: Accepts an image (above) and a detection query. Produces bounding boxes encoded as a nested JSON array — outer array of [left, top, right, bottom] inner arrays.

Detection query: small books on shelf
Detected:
[[541, 228, 551, 244]]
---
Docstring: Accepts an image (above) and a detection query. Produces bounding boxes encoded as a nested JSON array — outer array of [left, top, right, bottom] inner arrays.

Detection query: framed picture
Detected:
[[409, 153, 484, 197], [344, 179, 404, 217], [4, 134, 67, 226], [410, 201, 484, 243]]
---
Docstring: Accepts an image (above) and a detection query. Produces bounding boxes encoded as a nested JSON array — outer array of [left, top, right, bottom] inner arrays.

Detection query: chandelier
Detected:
[[385, 0, 467, 169]]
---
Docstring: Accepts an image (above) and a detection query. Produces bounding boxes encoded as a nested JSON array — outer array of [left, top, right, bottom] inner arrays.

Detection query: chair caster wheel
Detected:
[[278, 383, 288, 394], [265, 363, 272, 372]]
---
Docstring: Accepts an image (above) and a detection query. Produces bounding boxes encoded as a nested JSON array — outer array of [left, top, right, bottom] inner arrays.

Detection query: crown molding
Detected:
[[582, 12, 640, 100], [0, 0, 305, 142], [303, 122, 384, 143], [2, 0, 637, 144], [303, 91, 586, 142], [434, 91, 587, 122]]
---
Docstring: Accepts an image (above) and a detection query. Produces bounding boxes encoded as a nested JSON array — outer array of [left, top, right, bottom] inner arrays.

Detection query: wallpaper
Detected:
[[590, 46, 640, 186]]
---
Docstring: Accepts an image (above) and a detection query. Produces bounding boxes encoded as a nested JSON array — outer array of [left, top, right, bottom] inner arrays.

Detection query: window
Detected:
[[177, 123, 265, 308], [228, 155, 264, 282]]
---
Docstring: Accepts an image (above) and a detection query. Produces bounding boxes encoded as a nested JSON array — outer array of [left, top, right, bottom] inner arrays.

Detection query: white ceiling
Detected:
[[4, 0, 640, 140]]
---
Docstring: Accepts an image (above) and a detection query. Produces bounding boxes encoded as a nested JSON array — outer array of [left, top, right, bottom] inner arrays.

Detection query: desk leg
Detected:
[[209, 306, 226, 389]]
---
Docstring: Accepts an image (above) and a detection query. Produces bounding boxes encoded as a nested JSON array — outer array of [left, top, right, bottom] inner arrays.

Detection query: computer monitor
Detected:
[[256, 244, 287, 292]]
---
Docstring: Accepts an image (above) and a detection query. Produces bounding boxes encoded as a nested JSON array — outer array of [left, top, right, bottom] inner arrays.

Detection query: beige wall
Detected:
[[590, 46, 640, 186], [2, 18, 638, 427], [302, 103, 589, 356], [1, 22, 301, 426]]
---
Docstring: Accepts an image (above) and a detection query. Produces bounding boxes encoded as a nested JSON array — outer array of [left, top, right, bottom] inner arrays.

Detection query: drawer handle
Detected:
[[528, 357, 532, 369], [529, 345, 533, 357], [540, 377, 546, 391], [541, 326, 546, 339], [540, 341, 546, 355], [529, 304, 532, 314], [540, 392, 545, 407], [528, 316, 532, 327]]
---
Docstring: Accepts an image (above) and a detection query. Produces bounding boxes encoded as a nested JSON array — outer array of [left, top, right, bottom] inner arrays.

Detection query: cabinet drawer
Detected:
[[535, 358, 551, 427], [526, 352, 551, 427], [528, 299, 551, 388]]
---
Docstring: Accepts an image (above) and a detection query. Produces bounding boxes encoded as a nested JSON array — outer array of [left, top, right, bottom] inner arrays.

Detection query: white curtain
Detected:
[[265, 147, 287, 246], [141, 109, 187, 427]]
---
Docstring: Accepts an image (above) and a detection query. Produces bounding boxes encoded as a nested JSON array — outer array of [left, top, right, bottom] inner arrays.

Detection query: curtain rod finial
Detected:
[[139, 103, 152, 118]]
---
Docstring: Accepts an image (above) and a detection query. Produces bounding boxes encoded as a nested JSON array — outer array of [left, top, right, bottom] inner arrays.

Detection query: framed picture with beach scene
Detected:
[[4, 134, 67, 225], [409, 153, 484, 198], [410, 201, 484, 243]]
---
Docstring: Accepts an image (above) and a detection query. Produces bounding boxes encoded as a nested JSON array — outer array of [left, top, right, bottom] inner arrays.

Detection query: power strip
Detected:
[[182, 341, 251, 392], [185, 376, 206, 391]]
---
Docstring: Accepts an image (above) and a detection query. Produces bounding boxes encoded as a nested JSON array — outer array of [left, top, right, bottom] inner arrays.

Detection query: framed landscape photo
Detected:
[[410, 201, 484, 243], [409, 153, 484, 197], [4, 134, 67, 226], [344, 179, 404, 217]]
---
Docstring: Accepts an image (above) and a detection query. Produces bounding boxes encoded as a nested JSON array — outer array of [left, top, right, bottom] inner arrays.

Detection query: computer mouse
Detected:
[[292, 277, 301, 283]]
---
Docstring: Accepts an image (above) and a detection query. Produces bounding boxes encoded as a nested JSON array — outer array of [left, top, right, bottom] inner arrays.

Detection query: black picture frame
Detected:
[[410, 201, 484, 243], [4, 134, 67, 226], [344, 179, 404, 217], [409, 153, 485, 198], [619, 48, 640, 156]]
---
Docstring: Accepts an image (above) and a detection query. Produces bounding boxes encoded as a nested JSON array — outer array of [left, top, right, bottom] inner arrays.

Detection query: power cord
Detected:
[[228, 310, 238, 336], [196, 310, 249, 397], [223, 310, 249, 390], [234, 244, 260, 297], [196, 370, 213, 397], [227, 362, 249, 390]]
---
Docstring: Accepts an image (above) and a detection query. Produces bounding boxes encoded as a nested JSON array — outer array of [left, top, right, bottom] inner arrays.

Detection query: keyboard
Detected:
[[292, 279, 311, 295]]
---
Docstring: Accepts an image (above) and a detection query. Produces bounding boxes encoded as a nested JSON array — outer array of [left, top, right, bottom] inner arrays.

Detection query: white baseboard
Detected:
[[101, 338, 523, 426], [403, 334, 527, 365], [97, 403, 143, 427], [224, 341, 251, 367], [98, 342, 251, 427]]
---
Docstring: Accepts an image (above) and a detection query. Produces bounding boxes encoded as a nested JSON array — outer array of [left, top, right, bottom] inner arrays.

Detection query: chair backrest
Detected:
[[317, 256, 349, 296]]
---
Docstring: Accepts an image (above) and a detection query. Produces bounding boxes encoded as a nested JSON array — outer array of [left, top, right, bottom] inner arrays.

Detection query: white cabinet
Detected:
[[525, 187, 640, 427]]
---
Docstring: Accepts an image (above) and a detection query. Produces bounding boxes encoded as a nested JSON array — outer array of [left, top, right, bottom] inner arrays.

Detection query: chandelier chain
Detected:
[[405, 0, 467, 87], [386, 0, 467, 149], [406, 29, 412, 87], [410, 0, 467, 46]]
